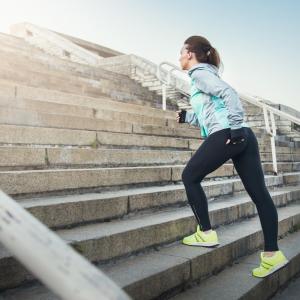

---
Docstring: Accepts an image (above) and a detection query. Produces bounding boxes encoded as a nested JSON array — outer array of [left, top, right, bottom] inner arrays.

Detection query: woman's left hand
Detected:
[[226, 137, 245, 145]]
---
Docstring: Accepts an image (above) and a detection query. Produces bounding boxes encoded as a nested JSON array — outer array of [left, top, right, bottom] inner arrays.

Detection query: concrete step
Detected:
[[0, 103, 169, 128], [1, 104, 296, 149], [0, 144, 299, 171], [0, 122, 282, 151], [0, 96, 96, 118], [243, 106, 264, 116], [0, 36, 290, 122], [246, 114, 281, 121], [247, 120, 292, 128], [0, 124, 195, 149], [0, 38, 170, 111], [284, 132, 300, 138], [0, 33, 45, 55], [0, 32, 42, 50], [0, 36, 177, 113], [1, 191, 299, 298], [169, 221, 300, 300], [189, 135, 298, 151], [131, 75, 157, 82], [18, 172, 296, 229], [0, 44, 281, 115], [0, 124, 98, 147], [260, 153, 300, 162], [0, 163, 235, 196], [0, 55, 159, 108], [141, 80, 162, 87], [0, 146, 192, 170], [0, 102, 202, 139], [0, 44, 141, 91], [0, 80, 176, 119], [149, 85, 176, 92], [0, 80, 289, 137], [1, 162, 299, 197], [272, 273, 300, 299]]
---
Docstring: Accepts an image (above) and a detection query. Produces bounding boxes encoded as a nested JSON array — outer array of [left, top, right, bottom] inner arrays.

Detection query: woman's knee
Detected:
[[182, 165, 203, 185]]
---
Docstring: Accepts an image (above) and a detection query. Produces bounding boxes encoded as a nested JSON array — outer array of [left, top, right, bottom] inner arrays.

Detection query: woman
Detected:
[[177, 35, 288, 278]]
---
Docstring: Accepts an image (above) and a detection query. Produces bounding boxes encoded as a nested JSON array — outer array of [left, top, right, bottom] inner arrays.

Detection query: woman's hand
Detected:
[[226, 128, 246, 145], [229, 128, 246, 144], [176, 110, 186, 123]]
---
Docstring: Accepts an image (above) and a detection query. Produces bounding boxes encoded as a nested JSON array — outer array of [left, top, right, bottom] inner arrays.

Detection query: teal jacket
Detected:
[[185, 63, 249, 139]]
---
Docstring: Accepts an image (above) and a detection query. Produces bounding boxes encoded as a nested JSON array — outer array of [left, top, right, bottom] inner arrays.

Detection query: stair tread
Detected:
[[272, 273, 300, 299]]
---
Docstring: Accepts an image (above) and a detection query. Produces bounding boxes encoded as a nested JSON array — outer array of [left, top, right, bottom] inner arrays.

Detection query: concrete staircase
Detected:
[[0, 31, 299, 300]]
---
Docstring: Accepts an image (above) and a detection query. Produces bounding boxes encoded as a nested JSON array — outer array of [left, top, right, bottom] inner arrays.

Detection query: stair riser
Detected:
[[0, 125, 195, 149], [1, 163, 296, 196], [0, 106, 170, 129], [0, 122, 296, 150], [1, 146, 299, 171]]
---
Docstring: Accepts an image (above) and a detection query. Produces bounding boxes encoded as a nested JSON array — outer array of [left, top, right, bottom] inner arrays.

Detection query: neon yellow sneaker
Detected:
[[252, 250, 289, 278], [182, 225, 219, 247]]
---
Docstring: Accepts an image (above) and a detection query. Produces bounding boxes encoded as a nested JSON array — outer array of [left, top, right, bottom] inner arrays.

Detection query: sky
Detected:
[[0, 0, 299, 110]]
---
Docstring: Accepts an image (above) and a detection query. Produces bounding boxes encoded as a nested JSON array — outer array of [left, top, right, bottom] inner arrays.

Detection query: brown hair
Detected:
[[184, 36, 221, 69]]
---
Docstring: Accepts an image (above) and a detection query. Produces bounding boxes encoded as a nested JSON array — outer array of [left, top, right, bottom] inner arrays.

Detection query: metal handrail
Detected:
[[239, 93, 300, 125], [0, 190, 131, 300]]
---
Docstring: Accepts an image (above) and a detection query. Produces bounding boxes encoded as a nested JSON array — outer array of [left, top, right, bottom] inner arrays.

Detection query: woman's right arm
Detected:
[[184, 110, 201, 127]]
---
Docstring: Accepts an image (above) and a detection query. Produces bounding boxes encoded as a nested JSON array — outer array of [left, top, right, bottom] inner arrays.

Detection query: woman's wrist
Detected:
[[178, 110, 187, 123]]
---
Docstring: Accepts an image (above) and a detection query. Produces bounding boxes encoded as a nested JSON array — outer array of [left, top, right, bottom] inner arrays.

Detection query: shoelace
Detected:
[[260, 260, 274, 270], [195, 231, 205, 242]]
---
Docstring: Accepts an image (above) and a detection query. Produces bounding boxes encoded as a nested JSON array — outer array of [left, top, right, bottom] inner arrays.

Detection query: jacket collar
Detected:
[[188, 63, 219, 77]]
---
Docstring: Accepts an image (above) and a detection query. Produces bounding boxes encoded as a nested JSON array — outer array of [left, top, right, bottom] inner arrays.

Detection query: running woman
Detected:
[[177, 35, 288, 277]]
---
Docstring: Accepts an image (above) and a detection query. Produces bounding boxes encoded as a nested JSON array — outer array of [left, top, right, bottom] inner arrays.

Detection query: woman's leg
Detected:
[[182, 128, 247, 231], [231, 128, 279, 251]]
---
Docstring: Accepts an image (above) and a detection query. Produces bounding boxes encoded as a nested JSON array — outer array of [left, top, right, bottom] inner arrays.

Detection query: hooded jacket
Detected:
[[184, 63, 249, 139]]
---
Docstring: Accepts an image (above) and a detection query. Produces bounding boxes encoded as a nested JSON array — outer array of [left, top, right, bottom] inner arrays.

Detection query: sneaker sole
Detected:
[[252, 259, 289, 278], [182, 241, 220, 247]]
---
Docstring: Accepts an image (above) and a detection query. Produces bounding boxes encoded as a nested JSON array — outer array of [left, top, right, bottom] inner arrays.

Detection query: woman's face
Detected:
[[179, 44, 191, 70]]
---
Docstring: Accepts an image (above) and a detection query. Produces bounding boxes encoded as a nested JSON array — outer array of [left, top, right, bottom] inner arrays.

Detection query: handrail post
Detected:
[[162, 83, 167, 110], [262, 104, 278, 174], [270, 112, 278, 175], [263, 105, 271, 134]]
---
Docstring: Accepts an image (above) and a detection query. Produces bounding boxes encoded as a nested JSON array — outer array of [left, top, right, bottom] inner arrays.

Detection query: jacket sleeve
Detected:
[[192, 69, 244, 130], [184, 110, 200, 127], [184, 110, 207, 139]]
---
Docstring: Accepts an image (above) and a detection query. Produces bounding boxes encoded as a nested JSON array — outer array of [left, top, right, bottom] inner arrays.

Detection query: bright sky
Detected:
[[0, 0, 299, 110]]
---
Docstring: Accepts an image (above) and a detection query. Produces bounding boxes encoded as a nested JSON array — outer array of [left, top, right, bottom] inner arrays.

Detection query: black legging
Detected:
[[182, 127, 279, 251]]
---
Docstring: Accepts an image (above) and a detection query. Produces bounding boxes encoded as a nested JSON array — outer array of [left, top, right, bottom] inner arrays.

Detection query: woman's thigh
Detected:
[[183, 128, 249, 182], [231, 128, 266, 193]]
